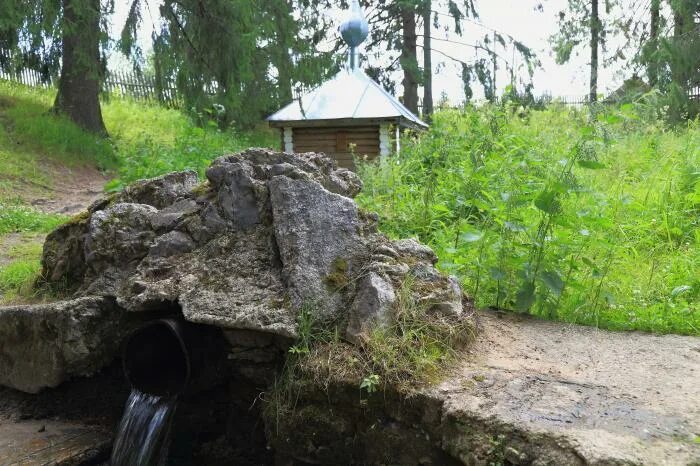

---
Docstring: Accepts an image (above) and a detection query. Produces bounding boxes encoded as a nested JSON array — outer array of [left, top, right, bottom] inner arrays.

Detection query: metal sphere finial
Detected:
[[339, 0, 369, 48]]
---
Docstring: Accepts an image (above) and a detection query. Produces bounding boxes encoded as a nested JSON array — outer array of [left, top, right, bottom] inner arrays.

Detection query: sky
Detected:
[[109, 0, 636, 103]]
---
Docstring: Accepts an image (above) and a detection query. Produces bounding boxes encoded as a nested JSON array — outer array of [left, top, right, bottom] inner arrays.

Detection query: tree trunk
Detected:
[[153, 36, 166, 104], [671, 2, 687, 90], [400, 5, 419, 114], [491, 30, 497, 102], [273, 4, 293, 104], [53, 0, 107, 136], [589, 0, 599, 103], [422, 1, 433, 121], [276, 53, 293, 104], [648, 0, 660, 87]]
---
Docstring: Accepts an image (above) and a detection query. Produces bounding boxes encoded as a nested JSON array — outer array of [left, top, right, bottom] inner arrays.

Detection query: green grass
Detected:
[[0, 79, 277, 196], [0, 259, 41, 300], [357, 103, 699, 335], [0, 202, 67, 235], [266, 285, 474, 427], [0, 233, 45, 304]]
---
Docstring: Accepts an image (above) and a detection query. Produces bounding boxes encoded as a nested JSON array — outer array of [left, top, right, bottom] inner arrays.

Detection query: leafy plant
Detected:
[[360, 374, 380, 394], [357, 104, 699, 335]]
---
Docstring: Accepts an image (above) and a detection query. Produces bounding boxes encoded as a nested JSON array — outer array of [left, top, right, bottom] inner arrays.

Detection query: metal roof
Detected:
[[267, 68, 428, 130]]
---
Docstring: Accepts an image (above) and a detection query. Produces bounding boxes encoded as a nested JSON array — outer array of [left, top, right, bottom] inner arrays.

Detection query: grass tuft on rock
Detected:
[[265, 278, 475, 428]]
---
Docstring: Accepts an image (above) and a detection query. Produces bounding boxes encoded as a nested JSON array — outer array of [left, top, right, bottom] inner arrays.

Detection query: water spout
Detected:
[[122, 318, 191, 397]]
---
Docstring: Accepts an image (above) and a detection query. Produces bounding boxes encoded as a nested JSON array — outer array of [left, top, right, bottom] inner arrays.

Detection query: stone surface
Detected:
[[0, 420, 111, 465], [431, 311, 700, 465], [37, 148, 465, 344], [0, 297, 126, 393], [270, 310, 700, 465], [115, 169, 199, 209], [269, 175, 366, 319], [346, 272, 396, 343]]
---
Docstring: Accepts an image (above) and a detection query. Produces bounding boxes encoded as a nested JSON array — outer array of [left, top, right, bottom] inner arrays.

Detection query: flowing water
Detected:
[[110, 389, 178, 466]]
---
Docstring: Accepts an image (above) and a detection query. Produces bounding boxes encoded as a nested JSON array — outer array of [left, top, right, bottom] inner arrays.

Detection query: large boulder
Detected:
[[0, 297, 126, 393], [39, 148, 468, 343]]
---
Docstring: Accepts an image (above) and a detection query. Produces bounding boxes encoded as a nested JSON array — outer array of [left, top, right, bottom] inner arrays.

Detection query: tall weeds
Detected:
[[357, 104, 699, 335]]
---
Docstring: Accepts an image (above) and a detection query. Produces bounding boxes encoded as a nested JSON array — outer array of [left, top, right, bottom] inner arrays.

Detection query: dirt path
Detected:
[[27, 161, 108, 216], [432, 310, 700, 464]]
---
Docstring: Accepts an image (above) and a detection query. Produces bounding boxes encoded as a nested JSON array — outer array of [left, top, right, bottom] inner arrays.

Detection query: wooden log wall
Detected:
[[292, 126, 380, 169]]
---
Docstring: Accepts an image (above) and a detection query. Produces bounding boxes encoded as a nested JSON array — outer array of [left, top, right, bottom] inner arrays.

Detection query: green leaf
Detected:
[[540, 270, 564, 297], [671, 285, 692, 298], [504, 221, 527, 232], [605, 114, 623, 124], [535, 190, 561, 214], [460, 230, 485, 242], [489, 267, 506, 281], [104, 178, 124, 193], [579, 126, 594, 137], [515, 281, 536, 311], [578, 160, 606, 169]]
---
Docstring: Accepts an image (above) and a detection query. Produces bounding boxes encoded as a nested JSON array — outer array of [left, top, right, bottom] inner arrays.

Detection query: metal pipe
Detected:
[[349, 47, 357, 70], [122, 319, 191, 397]]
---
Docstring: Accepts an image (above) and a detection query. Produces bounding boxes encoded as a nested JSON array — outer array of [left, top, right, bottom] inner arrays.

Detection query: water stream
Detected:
[[110, 389, 178, 466]]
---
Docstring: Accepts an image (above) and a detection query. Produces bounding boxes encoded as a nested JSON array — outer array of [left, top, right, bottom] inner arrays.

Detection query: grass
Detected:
[[0, 233, 45, 304], [267, 280, 475, 424], [0, 79, 276, 194], [0, 202, 67, 235], [357, 102, 699, 335]]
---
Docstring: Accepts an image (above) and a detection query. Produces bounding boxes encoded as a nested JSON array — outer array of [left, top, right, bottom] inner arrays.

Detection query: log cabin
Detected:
[[266, 0, 428, 170]]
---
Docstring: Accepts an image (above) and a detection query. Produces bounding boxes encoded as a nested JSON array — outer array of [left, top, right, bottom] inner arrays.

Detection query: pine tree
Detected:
[[53, 0, 107, 135], [153, 0, 336, 128], [422, 0, 434, 119], [0, 0, 108, 134]]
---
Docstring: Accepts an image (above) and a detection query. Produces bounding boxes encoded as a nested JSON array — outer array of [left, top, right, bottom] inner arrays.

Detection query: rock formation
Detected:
[[1, 148, 469, 392]]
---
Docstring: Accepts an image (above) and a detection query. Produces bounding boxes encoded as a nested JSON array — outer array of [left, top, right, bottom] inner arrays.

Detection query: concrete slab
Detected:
[[432, 310, 700, 464], [0, 420, 110, 466]]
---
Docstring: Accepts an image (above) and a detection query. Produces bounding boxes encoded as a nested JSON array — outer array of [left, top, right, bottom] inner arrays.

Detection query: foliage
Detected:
[[0, 80, 276, 193], [271, 277, 474, 418], [0, 82, 115, 169], [361, 0, 537, 104], [0, 234, 46, 304], [0, 202, 67, 235], [620, 0, 700, 121], [357, 276, 474, 389], [140, 0, 337, 129], [0, 258, 41, 302], [0, 237, 45, 304], [357, 104, 699, 335], [105, 122, 275, 190]]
